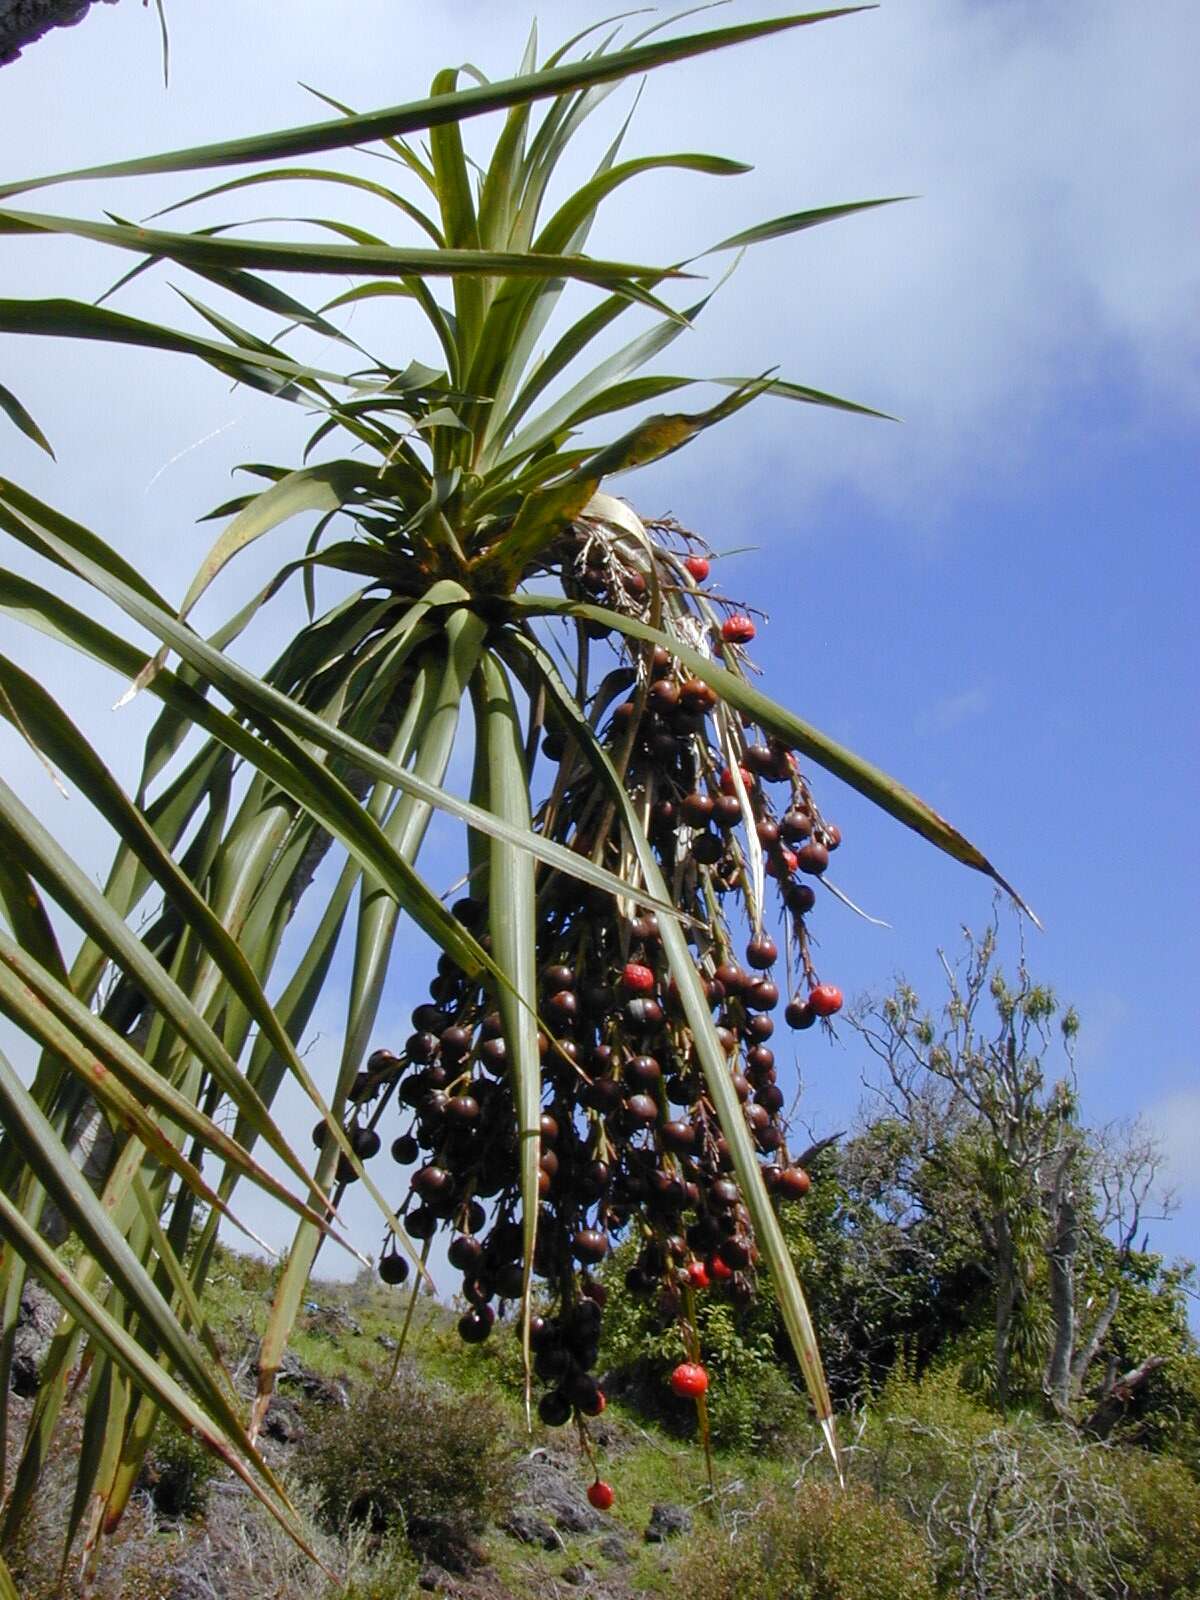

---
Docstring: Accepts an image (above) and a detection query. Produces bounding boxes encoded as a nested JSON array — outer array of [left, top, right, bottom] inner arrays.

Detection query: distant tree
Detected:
[[599, 921, 1199, 1464], [846, 921, 1189, 1423]]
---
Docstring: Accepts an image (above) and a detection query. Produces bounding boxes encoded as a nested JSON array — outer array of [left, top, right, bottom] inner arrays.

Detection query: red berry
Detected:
[[684, 555, 710, 581], [766, 849, 798, 880], [708, 1253, 733, 1281], [718, 765, 754, 796], [621, 962, 656, 996], [721, 614, 756, 644], [670, 1361, 709, 1399], [581, 1388, 607, 1417], [587, 1479, 615, 1511], [686, 1260, 711, 1290], [808, 983, 843, 1017]]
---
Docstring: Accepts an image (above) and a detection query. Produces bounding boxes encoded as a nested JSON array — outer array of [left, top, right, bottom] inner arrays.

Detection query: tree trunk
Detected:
[[1043, 1148, 1078, 1414], [993, 1207, 1016, 1405], [1083, 1356, 1167, 1439], [0, 0, 118, 66]]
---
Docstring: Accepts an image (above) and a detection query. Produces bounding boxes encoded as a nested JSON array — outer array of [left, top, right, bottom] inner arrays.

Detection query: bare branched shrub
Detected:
[[170, 1481, 419, 1600], [860, 1368, 1198, 1600]]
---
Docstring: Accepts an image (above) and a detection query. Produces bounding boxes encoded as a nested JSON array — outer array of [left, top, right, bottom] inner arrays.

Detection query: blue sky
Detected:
[[0, 1, 1196, 1296]]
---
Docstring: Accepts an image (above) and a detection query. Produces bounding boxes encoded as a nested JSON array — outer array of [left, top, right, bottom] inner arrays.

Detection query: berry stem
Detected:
[[384, 1235, 432, 1387], [575, 1411, 599, 1478], [681, 1285, 717, 1501]]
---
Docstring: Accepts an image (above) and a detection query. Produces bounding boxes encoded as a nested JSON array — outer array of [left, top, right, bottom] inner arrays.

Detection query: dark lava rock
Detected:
[[269, 1349, 348, 1408], [513, 1450, 606, 1535], [262, 1394, 303, 1444], [11, 1280, 56, 1395], [562, 1562, 593, 1586], [598, 1532, 633, 1564], [502, 1510, 562, 1551], [410, 1519, 485, 1574], [553, 1494, 605, 1535], [645, 1502, 693, 1542]]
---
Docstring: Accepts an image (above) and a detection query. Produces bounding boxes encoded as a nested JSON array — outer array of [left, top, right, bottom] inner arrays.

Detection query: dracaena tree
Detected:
[[0, 8, 1025, 1586]]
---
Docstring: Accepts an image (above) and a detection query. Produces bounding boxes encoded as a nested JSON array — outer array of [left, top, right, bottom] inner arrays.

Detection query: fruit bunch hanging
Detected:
[[327, 506, 847, 1496]]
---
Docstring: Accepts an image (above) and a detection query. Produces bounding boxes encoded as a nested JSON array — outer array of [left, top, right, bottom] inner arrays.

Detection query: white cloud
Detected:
[[1147, 1088, 1200, 1199], [1, 0, 1196, 540], [915, 684, 990, 737]]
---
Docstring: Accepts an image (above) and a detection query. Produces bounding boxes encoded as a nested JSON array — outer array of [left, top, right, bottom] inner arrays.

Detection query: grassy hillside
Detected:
[[6, 1242, 1199, 1600]]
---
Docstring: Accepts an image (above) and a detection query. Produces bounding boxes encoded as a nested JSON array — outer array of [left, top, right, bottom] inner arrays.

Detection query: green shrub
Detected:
[[1112, 1449, 1200, 1600], [334, 1528, 421, 1600], [701, 1356, 805, 1454], [296, 1363, 508, 1561], [600, 1242, 807, 1451], [424, 1309, 529, 1399], [676, 1481, 936, 1600], [142, 1421, 219, 1519]]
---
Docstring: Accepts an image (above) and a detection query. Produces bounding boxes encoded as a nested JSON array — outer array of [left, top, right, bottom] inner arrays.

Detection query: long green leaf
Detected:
[[0, 208, 687, 291], [0, 839, 67, 984], [0, 380, 53, 456], [473, 656, 542, 1417], [536, 152, 750, 258], [0, 298, 344, 392], [430, 67, 485, 372], [149, 166, 446, 246], [507, 593, 1031, 912], [700, 195, 906, 255], [0, 11, 870, 199], [171, 461, 364, 633]]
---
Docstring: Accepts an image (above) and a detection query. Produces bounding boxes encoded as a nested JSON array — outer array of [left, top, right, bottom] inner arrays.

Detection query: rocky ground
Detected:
[[2, 1267, 742, 1600]]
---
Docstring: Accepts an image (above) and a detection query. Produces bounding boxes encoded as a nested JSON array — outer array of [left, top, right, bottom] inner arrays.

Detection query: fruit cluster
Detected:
[[328, 520, 846, 1496]]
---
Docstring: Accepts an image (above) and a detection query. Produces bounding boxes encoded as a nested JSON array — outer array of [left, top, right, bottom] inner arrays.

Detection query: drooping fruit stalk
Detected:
[[348, 511, 846, 1481]]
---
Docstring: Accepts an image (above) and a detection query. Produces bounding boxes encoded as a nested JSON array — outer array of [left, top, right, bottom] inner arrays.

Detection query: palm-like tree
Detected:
[[0, 9, 1023, 1585]]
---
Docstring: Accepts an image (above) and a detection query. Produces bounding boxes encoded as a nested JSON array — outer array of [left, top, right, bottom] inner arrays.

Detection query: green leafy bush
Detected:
[[600, 1241, 805, 1451], [297, 1364, 508, 1561], [1111, 1449, 1200, 1600], [676, 1481, 936, 1600], [142, 1421, 219, 1519]]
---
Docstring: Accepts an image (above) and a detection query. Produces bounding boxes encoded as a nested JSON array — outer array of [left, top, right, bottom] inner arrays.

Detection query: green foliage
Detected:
[[333, 1530, 421, 1600], [1112, 1449, 1200, 1600], [296, 1364, 508, 1560], [1093, 1253, 1200, 1466], [600, 1239, 802, 1451], [0, 14, 951, 1563], [422, 1311, 530, 1401], [676, 1481, 936, 1600], [141, 1420, 219, 1520]]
